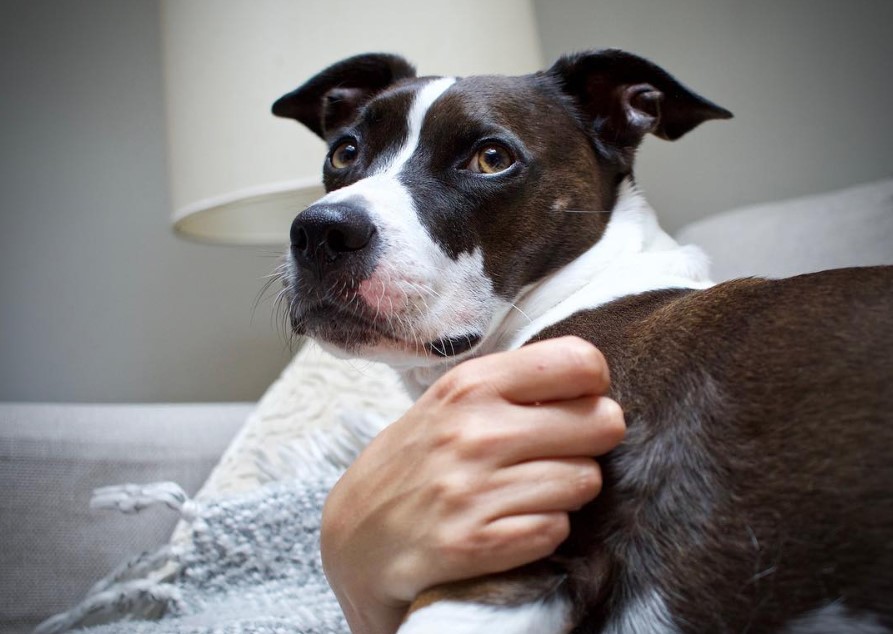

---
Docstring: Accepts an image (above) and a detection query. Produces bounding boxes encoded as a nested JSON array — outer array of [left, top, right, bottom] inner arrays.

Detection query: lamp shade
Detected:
[[161, 0, 544, 245]]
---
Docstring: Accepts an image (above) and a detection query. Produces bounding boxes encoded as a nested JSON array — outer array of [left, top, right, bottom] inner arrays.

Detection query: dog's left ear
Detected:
[[548, 49, 732, 171], [272, 53, 416, 140]]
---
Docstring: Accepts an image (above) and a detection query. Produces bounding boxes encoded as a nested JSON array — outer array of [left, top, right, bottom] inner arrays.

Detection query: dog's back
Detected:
[[535, 266, 893, 632]]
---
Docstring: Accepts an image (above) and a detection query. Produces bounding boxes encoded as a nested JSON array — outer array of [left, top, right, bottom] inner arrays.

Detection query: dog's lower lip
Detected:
[[297, 303, 389, 333], [427, 334, 482, 358], [293, 301, 483, 357], [295, 302, 426, 352]]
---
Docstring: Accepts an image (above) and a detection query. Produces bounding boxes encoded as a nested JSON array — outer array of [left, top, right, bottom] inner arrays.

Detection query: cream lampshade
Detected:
[[162, 0, 544, 245]]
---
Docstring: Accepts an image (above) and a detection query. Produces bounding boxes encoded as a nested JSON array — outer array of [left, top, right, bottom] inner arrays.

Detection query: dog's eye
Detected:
[[470, 144, 514, 175], [330, 140, 358, 169]]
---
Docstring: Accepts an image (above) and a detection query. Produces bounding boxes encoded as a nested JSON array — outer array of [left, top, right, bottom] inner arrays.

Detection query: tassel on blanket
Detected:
[[34, 580, 185, 634], [87, 545, 184, 596], [34, 484, 197, 634], [90, 481, 196, 519], [36, 410, 384, 633]]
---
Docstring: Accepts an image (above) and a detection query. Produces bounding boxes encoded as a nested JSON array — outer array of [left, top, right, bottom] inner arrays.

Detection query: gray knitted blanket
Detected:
[[35, 415, 385, 634]]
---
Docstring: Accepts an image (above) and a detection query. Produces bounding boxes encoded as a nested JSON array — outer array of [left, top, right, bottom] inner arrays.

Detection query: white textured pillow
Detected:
[[189, 341, 412, 501]]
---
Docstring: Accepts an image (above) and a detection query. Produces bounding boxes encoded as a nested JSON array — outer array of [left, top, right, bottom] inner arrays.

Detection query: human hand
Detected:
[[320, 336, 625, 634]]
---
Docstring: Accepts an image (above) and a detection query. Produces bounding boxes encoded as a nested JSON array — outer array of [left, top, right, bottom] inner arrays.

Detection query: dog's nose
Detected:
[[290, 203, 376, 274]]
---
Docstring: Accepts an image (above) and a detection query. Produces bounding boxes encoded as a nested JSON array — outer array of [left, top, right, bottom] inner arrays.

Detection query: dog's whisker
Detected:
[[260, 268, 287, 281], [416, 291, 434, 322], [405, 282, 440, 317], [562, 209, 612, 214], [509, 302, 533, 325], [415, 282, 443, 299], [397, 281, 420, 323], [405, 279, 441, 296], [274, 286, 290, 305], [253, 262, 291, 325]]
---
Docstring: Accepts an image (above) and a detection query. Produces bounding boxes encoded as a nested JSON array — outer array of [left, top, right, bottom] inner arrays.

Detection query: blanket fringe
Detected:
[[87, 545, 183, 596], [33, 579, 185, 634], [33, 485, 195, 633], [37, 408, 383, 633], [90, 482, 196, 519]]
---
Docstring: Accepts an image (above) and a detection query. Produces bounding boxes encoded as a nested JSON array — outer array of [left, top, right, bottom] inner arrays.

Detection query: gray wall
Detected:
[[2, 1, 891, 402], [0, 1, 291, 402], [533, 0, 893, 232]]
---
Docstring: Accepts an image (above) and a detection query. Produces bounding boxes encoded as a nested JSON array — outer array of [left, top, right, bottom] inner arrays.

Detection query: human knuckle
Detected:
[[598, 398, 626, 440], [431, 364, 481, 404], [430, 420, 463, 451], [432, 420, 485, 458], [562, 338, 606, 378], [435, 525, 484, 565], [572, 462, 602, 499], [433, 472, 476, 508], [541, 513, 571, 546], [459, 425, 507, 458]]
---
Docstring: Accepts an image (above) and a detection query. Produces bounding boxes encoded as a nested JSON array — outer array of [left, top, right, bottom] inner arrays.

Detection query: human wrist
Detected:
[[329, 574, 408, 634]]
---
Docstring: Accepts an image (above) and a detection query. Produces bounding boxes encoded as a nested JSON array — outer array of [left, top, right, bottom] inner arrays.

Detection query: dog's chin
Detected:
[[294, 305, 483, 368]]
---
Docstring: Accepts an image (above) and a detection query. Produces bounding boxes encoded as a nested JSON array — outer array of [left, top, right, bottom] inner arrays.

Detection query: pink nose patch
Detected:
[[357, 273, 409, 316]]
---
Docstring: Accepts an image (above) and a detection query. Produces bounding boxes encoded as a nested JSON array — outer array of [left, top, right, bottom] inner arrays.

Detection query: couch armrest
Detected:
[[0, 402, 251, 633]]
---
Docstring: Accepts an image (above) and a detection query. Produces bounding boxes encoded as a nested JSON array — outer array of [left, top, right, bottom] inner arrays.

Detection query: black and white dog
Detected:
[[273, 50, 893, 633]]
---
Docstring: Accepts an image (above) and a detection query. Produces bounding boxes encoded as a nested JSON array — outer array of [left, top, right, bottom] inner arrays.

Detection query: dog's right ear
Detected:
[[272, 53, 416, 140]]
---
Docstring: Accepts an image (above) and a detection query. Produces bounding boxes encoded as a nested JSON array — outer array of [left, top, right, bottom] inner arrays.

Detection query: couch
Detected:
[[2, 179, 890, 633]]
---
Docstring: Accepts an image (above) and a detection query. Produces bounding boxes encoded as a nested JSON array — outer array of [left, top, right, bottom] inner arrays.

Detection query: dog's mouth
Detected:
[[293, 302, 394, 347], [282, 244, 496, 364], [427, 333, 483, 358], [291, 299, 483, 360]]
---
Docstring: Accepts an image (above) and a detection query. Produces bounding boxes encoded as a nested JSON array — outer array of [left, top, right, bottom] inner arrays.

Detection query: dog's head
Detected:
[[273, 50, 730, 367]]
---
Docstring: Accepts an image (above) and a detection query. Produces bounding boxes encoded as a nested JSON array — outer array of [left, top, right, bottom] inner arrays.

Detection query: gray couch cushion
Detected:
[[0, 403, 250, 633], [676, 179, 893, 282]]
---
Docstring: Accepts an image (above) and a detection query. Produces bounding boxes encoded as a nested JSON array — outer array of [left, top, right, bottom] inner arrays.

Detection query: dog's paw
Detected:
[[397, 597, 573, 634]]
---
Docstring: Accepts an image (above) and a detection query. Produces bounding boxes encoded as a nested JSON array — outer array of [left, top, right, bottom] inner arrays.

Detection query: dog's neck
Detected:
[[402, 181, 713, 396]]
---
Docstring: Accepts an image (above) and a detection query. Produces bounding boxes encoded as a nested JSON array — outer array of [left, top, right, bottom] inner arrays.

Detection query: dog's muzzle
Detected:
[[290, 202, 377, 281], [286, 200, 486, 360]]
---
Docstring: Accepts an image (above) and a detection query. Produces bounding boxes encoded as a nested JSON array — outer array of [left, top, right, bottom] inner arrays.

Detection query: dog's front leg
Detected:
[[397, 564, 574, 634]]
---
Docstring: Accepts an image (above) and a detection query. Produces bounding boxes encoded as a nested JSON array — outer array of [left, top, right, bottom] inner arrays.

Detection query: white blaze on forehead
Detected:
[[307, 75, 458, 261], [312, 75, 456, 213], [382, 76, 457, 176]]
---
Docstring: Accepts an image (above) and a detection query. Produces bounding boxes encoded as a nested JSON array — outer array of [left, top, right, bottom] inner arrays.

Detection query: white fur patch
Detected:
[[602, 589, 679, 634], [499, 180, 713, 352], [782, 602, 890, 634], [398, 596, 573, 634], [385, 76, 457, 175]]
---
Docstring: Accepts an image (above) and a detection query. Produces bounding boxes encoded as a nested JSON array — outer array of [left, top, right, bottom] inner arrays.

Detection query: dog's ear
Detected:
[[548, 49, 732, 171], [272, 53, 416, 139]]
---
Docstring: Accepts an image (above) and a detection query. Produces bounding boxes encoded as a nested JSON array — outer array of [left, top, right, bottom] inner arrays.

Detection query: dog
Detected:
[[272, 50, 893, 633]]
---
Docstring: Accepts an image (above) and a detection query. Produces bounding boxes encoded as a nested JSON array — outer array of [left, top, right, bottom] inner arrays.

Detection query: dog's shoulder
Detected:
[[529, 264, 893, 433], [531, 265, 893, 370]]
